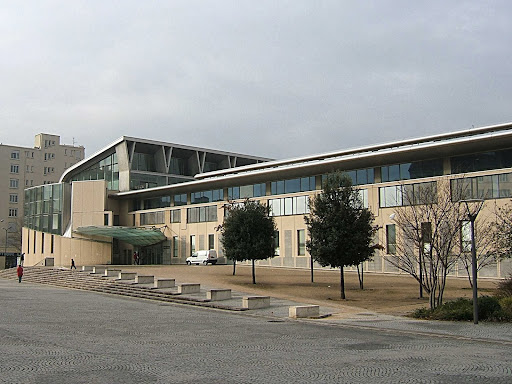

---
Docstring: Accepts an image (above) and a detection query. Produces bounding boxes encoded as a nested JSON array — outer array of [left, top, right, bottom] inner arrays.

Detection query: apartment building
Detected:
[[21, 123, 512, 279], [0, 133, 84, 253]]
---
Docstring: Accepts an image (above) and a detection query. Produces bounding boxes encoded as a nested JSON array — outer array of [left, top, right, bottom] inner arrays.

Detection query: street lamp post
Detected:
[[459, 199, 484, 325], [3, 227, 7, 254]]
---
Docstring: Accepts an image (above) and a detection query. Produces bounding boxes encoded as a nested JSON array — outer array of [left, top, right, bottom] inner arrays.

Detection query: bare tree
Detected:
[[389, 179, 465, 310], [389, 177, 500, 310]]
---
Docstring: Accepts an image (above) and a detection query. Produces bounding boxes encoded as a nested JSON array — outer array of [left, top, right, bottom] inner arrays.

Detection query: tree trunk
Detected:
[[232, 260, 236, 276], [357, 264, 364, 290], [310, 256, 314, 283], [252, 259, 256, 284], [340, 266, 346, 299]]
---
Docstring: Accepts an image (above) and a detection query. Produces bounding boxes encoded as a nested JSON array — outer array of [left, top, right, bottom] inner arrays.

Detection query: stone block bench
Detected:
[[118, 272, 137, 280], [242, 296, 270, 310], [178, 283, 200, 294], [81, 266, 94, 272], [92, 266, 107, 275], [207, 289, 231, 301], [289, 305, 320, 318], [135, 275, 154, 284], [105, 269, 121, 277], [155, 278, 175, 288]]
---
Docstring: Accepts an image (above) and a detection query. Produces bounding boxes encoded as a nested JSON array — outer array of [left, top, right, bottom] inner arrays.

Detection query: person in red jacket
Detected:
[[17, 265, 23, 283]]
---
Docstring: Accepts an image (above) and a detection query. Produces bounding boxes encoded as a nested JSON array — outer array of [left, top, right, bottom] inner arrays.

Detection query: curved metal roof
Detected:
[[74, 226, 166, 246]]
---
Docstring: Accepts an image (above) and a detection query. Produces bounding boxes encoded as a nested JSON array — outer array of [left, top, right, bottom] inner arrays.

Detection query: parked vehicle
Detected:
[[186, 250, 218, 265]]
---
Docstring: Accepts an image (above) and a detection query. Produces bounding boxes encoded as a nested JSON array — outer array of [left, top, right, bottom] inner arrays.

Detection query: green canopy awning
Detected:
[[74, 226, 167, 246]]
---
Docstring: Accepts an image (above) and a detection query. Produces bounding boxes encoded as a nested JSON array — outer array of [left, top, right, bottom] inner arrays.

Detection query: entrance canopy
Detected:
[[75, 226, 167, 246]]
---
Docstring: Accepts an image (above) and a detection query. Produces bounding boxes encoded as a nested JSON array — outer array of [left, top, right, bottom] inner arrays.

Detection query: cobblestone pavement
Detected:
[[1, 279, 511, 384]]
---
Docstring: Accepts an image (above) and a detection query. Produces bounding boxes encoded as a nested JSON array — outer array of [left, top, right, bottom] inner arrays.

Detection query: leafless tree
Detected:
[[388, 178, 495, 310]]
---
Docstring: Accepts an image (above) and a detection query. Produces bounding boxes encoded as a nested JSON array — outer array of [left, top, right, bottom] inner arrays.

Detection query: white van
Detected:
[[186, 250, 218, 265]]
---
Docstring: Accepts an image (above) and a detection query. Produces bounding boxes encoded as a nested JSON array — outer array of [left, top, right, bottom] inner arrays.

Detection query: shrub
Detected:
[[498, 297, 512, 320], [478, 296, 503, 321], [410, 296, 511, 322], [495, 274, 512, 298]]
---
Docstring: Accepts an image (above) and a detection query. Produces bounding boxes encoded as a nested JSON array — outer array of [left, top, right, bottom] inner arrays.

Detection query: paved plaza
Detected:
[[0, 278, 511, 383]]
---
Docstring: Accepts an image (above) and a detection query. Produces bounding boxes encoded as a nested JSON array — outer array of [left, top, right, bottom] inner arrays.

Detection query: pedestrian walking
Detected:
[[20, 253, 25, 266], [17, 264, 23, 283], [71, 259, 76, 270]]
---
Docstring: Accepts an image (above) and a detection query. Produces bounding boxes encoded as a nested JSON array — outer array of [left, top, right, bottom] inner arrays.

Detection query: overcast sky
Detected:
[[1, 1, 511, 160]]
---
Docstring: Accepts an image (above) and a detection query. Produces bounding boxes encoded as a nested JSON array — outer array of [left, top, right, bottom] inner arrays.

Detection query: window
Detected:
[[173, 194, 187, 206], [386, 224, 396, 254], [170, 209, 181, 223], [191, 189, 223, 204], [461, 221, 471, 253], [274, 231, 280, 256], [173, 236, 179, 257], [421, 222, 432, 254], [169, 157, 186, 175], [190, 235, 196, 255], [140, 211, 165, 225], [228, 183, 266, 200], [271, 176, 316, 195], [451, 172, 512, 201], [297, 229, 306, 256], [379, 182, 437, 208], [269, 196, 310, 216], [208, 234, 215, 250], [9, 208, 17, 217], [104, 213, 109, 226], [41, 233, 44, 253], [51, 235, 54, 254], [381, 159, 443, 182], [10, 151, 19, 159], [9, 179, 19, 189], [322, 168, 375, 186], [187, 206, 217, 223], [9, 194, 18, 203], [10, 165, 19, 173]]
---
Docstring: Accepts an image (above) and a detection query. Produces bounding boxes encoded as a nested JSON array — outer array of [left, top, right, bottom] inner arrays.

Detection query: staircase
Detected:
[[0, 267, 245, 311]]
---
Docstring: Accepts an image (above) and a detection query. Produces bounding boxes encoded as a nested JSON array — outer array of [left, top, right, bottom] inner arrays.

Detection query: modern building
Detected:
[[0, 134, 84, 254], [22, 123, 512, 279]]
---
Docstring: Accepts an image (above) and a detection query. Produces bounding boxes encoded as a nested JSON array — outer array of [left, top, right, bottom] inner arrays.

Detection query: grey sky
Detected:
[[1, 1, 511, 159]]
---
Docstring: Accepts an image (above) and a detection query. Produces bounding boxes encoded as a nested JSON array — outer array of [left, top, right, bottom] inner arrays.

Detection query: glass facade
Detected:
[[131, 152, 156, 172], [379, 181, 437, 208], [130, 173, 167, 190], [173, 194, 187, 206], [271, 176, 316, 195], [72, 152, 119, 190], [24, 184, 64, 235], [450, 172, 512, 201], [381, 159, 443, 182], [142, 196, 171, 210], [228, 183, 266, 200], [140, 211, 165, 225], [191, 189, 224, 204], [169, 158, 186, 175], [269, 195, 310, 216], [322, 168, 375, 186], [187, 205, 218, 223], [451, 148, 512, 174]]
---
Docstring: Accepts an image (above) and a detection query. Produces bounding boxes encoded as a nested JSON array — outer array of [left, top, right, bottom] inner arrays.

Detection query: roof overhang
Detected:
[[74, 226, 167, 246]]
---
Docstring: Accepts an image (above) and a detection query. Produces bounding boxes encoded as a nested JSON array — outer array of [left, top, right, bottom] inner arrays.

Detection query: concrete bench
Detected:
[[118, 272, 137, 280], [289, 305, 320, 318], [92, 266, 107, 274], [178, 283, 200, 294], [81, 266, 94, 272], [155, 278, 175, 288], [242, 296, 270, 309], [104, 269, 121, 277], [135, 275, 154, 284], [207, 289, 232, 301]]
